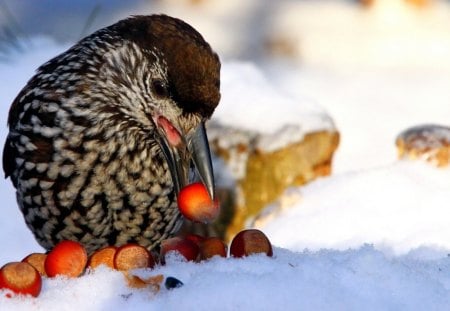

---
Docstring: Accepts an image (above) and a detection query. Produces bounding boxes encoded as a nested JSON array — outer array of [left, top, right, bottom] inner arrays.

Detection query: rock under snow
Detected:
[[206, 62, 339, 240], [396, 124, 450, 167]]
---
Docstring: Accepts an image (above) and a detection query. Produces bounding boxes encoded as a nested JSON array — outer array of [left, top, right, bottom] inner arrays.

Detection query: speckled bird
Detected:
[[2, 15, 220, 253]]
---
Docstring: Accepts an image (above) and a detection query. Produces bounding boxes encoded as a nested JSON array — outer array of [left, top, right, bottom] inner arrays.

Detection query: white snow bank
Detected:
[[217, 62, 334, 134], [213, 62, 334, 151], [267, 64, 450, 173], [2, 246, 450, 311], [262, 161, 450, 256]]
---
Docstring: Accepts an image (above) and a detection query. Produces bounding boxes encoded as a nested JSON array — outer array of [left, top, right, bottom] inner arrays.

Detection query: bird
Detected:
[[2, 15, 221, 254]]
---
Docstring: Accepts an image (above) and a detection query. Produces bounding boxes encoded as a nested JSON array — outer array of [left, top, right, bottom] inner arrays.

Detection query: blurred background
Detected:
[[2, 0, 450, 69]]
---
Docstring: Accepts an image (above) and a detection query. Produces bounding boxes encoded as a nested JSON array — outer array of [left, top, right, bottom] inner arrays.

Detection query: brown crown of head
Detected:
[[116, 15, 221, 118]]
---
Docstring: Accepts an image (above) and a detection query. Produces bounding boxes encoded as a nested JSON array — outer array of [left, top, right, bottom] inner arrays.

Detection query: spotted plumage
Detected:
[[3, 15, 220, 253]]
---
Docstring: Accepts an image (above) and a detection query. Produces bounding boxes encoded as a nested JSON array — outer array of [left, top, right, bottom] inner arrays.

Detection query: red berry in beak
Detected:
[[177, 182, 219, 223]]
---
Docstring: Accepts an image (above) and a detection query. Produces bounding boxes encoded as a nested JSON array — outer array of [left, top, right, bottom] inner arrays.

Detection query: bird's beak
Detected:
[[156, 121, 215, 200], [187, 122, 215, 200]]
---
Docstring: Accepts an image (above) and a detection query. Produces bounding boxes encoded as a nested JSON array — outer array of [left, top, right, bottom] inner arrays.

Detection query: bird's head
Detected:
[[99, 15, 220, 200]]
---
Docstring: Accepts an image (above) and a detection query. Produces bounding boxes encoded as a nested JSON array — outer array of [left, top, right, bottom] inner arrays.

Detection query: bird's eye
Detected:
[[152, 79, 169, 98]]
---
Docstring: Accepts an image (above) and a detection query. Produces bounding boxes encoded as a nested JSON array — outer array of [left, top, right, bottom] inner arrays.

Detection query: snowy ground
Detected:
[[1, 1, 450, 310]]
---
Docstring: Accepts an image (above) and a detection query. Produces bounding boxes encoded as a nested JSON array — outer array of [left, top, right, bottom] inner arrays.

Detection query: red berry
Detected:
[[177, 182, 220, 223], [184, 234, 205, 247], [88, 246, 117, 270], [0, 262, 42, 297], [160, 237, 199, 263], [45, 240, 88, 278], [22, 253, 47, 276], [199, 237, 227, 260], [113, 244, 155, 271], [230, 229, 273, 258]]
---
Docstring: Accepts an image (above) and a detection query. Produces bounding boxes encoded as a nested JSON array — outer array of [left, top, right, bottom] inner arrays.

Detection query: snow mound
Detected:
[[262, 161, 450, 255], [2, 246, 450, 311], [213, 62, 334, 151]]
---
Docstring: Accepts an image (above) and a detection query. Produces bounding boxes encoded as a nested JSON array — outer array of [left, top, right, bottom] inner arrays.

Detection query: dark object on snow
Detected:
[[396, 124, 450, 167], [2, 15, 220, 254], [165, 276, 184, 290]]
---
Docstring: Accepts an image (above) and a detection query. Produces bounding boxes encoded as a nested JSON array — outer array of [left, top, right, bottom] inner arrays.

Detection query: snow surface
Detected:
[[1, 1, 450, 310], [214, 62, 335, 151], [261, 161, 450, 256], [2, 248, 450, 311]]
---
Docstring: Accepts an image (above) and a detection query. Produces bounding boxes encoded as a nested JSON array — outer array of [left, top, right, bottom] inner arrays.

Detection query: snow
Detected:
[[260, 161, 450, 256], [1, 1, 450, 310], [214, 62, 335, 151], [269, 65, 450, 173], [3, 248, 450, 310]]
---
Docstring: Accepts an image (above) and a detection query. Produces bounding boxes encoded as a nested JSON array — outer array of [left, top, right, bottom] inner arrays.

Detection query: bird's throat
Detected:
[[157, 116, 182, 147]]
